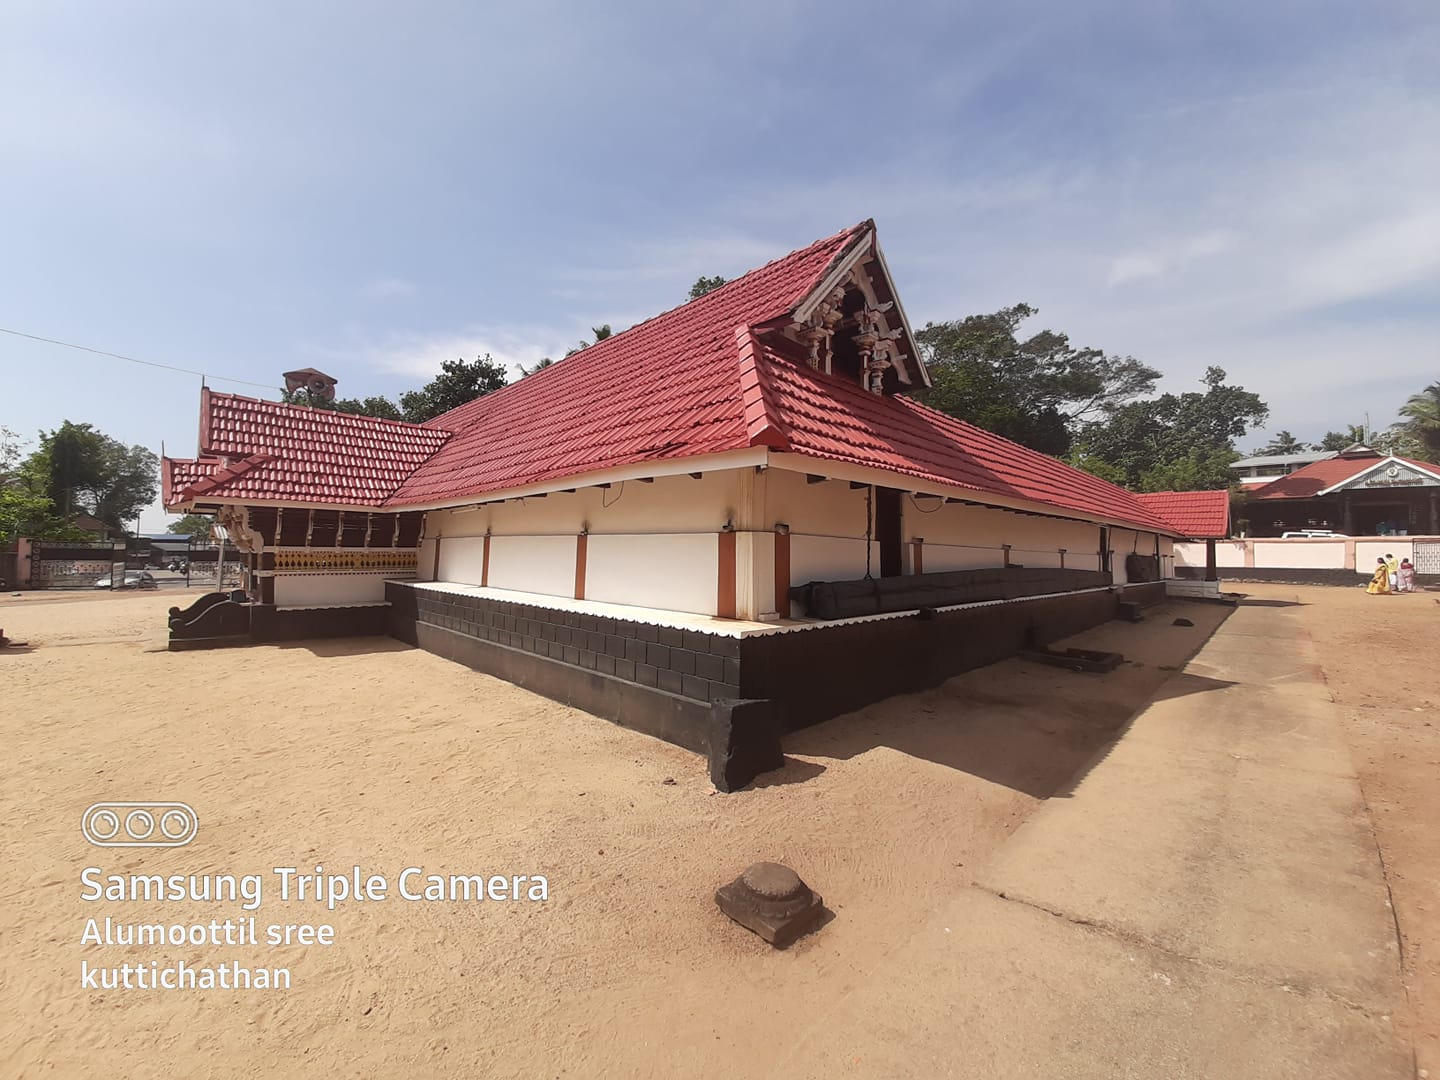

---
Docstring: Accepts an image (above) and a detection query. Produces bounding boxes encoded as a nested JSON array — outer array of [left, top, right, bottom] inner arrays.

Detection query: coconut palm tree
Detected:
[[1392, 382, 1440, 462]]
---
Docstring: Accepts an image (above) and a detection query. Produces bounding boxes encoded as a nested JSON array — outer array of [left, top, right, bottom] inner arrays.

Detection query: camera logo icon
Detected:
[[83, 802, 198, 847]]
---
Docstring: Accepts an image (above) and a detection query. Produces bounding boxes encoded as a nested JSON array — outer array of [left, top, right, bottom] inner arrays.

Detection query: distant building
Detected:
[[69, 512, 111, 540], [1230, 450, 1338, 487], [1242, 446, 1440, 536]]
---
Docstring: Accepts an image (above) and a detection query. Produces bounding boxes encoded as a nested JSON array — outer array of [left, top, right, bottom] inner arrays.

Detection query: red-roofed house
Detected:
[[163, 220, 1219, 788], [1241, 446, 1440, 537]]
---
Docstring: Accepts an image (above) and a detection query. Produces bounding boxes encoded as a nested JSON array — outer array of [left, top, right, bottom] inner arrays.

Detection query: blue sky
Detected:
[[3, 1, 1437, 530]]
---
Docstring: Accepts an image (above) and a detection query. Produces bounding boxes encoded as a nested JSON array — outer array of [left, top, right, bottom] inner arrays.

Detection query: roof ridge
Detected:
[[204, 389, 454, 435], [733, 327, 789, 449], [422, 220, 872, 433]]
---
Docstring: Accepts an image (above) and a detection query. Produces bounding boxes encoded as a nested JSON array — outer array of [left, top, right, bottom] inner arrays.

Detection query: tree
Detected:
[[0, 427, 80, 543], [281, 389, 403, 420], [1138, 446, 1242, 493], [166, 513, 216, 539], [330, 395, 403, 420], [1391, 382, 1440, 463], [564, 325, 613, 359], [397, 354, 509, 423], [519, 357, 555, 378], [689, 275, 727, 300], [1256, 431, 1309, 455], [25, 422, 158, 534], [916, 304, 1160, 457], [1317, 426, 1366, 451], [1072, 367, 1269, 491]]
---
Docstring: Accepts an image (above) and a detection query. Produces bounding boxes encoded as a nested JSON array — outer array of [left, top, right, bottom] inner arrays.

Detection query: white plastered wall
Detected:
[[1355, 539, 1412, 570], [274, 574, 388, 607], [587, 533, 719, 614], [906, 501, 1105, 573], [764, 467, 1164, 590], [765, 470, 879, 586], [1254, 540, 1348, 568], [421, 470, 749, 617]]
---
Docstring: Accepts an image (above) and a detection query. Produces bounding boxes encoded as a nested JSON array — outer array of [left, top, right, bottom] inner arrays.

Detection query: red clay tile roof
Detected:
[[165, 220, 1192, 535], [1247, 454, 1436, 499], [756, 352, 1176, 531], [164, 388, 452, 508], [1134, 490, 1230, 538], [162, 456, 222, 508], [388, 223, 865, 504]]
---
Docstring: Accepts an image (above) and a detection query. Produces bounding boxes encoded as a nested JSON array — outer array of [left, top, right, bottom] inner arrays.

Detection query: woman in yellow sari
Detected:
[[1366, 557, 1391, 594]]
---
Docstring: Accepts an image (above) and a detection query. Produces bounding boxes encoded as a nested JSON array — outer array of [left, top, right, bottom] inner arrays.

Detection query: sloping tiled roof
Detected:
[[165, 220, 1191, 535], [387, 224, 865, 504], [165, 389, 452, 508], [1134, 490, 1230, 538], [1244, 454, 1432, 500], [162, 456, 222, 507], [758, 350, 1176, 531]]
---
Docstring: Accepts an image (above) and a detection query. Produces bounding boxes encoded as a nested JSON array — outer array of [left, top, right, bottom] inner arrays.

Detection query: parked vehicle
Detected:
[[93, 571, 158, 589], [1280, 530, 1347, 538]]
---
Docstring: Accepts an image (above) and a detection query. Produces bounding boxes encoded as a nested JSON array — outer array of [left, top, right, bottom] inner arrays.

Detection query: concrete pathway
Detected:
[[778, 600, 1412, 1078]]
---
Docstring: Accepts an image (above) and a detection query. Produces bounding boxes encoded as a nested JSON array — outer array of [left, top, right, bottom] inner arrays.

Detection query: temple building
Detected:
[[164, 220, 1216, 788], [1241, 445, 1440, 537]]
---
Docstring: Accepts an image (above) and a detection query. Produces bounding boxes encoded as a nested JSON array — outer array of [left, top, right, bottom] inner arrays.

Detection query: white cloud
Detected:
[[1287, 208, 1440, 310], [351, 326, 564, 383]]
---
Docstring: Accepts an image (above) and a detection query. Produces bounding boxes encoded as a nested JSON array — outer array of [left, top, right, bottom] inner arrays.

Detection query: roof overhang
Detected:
[[1316, 455, 1440, 496], [766, 451, 1182, 536]]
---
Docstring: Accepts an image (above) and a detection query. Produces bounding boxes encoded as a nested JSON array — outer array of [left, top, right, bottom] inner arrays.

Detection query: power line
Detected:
[[0, 326, 283, 392]]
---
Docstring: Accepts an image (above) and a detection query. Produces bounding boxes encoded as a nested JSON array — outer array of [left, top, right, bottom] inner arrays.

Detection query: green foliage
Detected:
[[1073, 367, 1269, 491], [1138, 446, 1241, 493], [689, 275, 727, 300], [1256, 430, 1310, 455], [332, 395, 404, 420], [916, 304, 1160, 458], [166, 512, 216, 539], [397, 354, 509, 423], [519, 357, 555, 378], [1317, 427, 1366, 451], [1066, 450, 1131, 487], [0, 487, 67, 545], [281, 356, 509, 424], [25, 421, 157, 534], [281, 389, 402, 420], [1391, 382, 1440, 463], [564, 325, 613, 359]]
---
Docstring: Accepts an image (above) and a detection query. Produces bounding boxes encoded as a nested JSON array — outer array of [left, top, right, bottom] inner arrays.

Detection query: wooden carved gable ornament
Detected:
[[780, 224, 930, 395]]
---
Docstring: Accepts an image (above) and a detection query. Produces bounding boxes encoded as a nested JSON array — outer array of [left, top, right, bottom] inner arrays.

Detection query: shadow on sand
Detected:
[[271, 636, 413, 659], [779, 619, 1237, 800]]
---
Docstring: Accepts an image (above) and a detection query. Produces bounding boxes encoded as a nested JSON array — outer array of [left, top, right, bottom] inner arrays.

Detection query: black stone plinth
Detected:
[[715, 862, 824, 948]]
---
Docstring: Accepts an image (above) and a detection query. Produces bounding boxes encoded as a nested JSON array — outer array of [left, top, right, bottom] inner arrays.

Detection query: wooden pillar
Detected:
[[481, 534, 490, 587], [717, 529, 737, 619], [574, 534, 587, 600], [1341, 492, 1354, 535], [911, 537, 924, 575], [773, 528, 790, 617], [432, 535, 442, 581], [1205, 539, 1217, 582], [1430, 491, 1439, 536], [1002, 544, 1012, 569]]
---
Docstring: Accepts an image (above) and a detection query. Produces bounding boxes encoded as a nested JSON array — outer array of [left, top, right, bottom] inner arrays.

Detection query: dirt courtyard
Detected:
[[0, 584, 1432, 1076]]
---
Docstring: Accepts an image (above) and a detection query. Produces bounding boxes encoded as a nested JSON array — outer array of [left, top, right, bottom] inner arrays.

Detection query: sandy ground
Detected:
[[1239, 581, 1440, 1072], [0, 589, 1236, 1078]]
